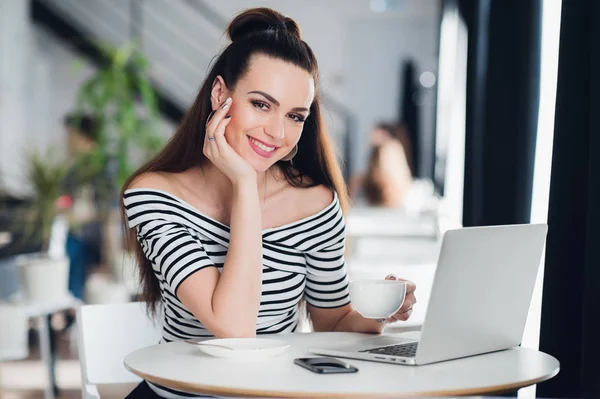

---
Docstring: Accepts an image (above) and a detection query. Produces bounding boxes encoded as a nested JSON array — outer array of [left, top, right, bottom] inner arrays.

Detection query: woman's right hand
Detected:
[[203, 97, 257, 185]]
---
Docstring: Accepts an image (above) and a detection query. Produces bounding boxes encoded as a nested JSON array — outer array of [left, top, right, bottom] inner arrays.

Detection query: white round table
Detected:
[[124, 332, 559, 398], [25, 295, 82, 399]]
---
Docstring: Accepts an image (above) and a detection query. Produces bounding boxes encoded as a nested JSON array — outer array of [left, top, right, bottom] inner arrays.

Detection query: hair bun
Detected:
[[227, 7, 302, 42]]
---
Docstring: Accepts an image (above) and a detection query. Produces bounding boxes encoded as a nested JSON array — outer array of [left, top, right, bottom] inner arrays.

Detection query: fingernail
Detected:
[[385, 274, 396, 280], [221, 97, 232, 109]]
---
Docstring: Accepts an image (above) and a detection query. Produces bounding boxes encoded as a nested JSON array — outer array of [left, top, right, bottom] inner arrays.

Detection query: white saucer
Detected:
[[195, 338, 290, 360]]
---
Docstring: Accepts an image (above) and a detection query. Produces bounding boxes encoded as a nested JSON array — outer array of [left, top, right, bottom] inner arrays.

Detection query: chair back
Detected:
[[0, 257, 21, 301], [77, 302, 162, 384], [0, 302, 28, 360]]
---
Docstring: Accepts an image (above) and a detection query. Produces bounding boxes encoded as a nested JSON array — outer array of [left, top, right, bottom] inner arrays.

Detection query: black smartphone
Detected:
[[294, 357, 359, 374]]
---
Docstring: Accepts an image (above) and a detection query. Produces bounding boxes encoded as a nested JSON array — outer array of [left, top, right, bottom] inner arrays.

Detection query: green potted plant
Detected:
[[73, 41, 164, 199], [16, 150, 73, 302], [70, 41, 164, 281]]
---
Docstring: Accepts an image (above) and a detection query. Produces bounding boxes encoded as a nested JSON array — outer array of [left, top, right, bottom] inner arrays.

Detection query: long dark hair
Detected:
[[121, 7, 349, 315]]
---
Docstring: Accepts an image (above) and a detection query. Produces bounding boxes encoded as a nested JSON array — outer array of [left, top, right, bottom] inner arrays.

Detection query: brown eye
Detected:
[[251, 100, 269, 111], [289, 114, 306, 123]]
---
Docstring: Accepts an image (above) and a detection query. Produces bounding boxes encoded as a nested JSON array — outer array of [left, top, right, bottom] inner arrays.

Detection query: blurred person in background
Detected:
[[350, 122, 413, 207], [42, 115, 105, 397], [62, 114, 103, 302]]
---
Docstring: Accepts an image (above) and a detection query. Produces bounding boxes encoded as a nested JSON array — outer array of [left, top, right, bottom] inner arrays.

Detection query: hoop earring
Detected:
[[281, 145, 298, 162], [205, 109, 216, 128]]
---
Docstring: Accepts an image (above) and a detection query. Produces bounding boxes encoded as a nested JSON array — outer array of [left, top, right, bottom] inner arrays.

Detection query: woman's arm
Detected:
[[130, 173, 263, 339], [308, 303, 384, 334], [202, 180, 263, 335], [179, 97, 264, 338], [301, 185, 415, 333], [301, 186, 384, 333]]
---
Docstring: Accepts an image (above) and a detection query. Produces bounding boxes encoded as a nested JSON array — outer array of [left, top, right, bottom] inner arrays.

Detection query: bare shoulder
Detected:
[[127, 172, 179, 194], [294, 184, 336, 217]]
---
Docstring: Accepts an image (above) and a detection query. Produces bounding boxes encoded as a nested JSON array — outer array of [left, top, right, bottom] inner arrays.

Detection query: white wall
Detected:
[[0, 0, 175, 195], [0, 0, 34, 195], [31, 26, 98, 160], [344, 15, 439, 175], [0, 0, 99, 195]]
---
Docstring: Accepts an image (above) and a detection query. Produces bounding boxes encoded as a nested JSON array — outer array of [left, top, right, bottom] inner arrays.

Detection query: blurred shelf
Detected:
[[347, 207, 439, 239]]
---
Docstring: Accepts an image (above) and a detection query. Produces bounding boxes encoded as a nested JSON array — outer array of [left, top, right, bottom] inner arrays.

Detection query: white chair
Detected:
[[0, 302, 28, 361], [77, 302, 162, 399], [0, 302, 29, 391]]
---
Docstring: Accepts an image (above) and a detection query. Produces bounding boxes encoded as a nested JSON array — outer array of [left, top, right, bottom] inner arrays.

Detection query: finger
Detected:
[[213, 116, 232, 155], [204, 127, 218, 158], [394, 301, 415, 317], [208, 114, 232, 159], [205, 105, 225, 158], [206, 97, 232, 134], [388, 276, 416, 294], [203, 135, 214, 159], [393, 308, 413, 321], [398, 302, 415, 314], [397, 278, 416, 294], [398, 296, 416, 312]]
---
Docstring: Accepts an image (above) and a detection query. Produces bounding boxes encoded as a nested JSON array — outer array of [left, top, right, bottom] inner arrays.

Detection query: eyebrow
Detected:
[[248, 90, 310, 113]]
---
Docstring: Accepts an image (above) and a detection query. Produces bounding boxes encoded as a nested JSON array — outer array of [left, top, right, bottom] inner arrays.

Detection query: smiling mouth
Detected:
[[248, 136, 278, 153]]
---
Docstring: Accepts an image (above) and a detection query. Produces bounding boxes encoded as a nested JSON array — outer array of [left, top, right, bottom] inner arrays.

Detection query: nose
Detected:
[[265, 116, 285, 141]]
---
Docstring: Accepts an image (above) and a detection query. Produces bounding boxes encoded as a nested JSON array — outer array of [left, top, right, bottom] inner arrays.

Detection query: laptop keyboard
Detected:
[[360, 341, 419, 358]]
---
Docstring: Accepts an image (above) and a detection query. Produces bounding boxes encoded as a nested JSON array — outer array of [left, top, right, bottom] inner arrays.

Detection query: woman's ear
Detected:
[[210, 76, 229, 111]]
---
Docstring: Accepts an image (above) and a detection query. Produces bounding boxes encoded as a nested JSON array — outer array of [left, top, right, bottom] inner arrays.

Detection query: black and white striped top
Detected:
[[123, 188, 349, 397], [124, 187, 350, 339]]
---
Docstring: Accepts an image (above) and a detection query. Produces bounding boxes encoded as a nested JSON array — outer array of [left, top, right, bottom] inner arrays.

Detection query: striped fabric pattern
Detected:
[[123, 188, 350, 344]]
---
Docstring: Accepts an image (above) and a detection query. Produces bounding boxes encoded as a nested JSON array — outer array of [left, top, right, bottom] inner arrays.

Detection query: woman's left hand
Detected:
[[384, 274, 417, 323]]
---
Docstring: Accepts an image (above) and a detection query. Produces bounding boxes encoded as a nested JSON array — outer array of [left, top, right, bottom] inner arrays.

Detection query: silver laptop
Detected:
[[310, 223, 548, 366]]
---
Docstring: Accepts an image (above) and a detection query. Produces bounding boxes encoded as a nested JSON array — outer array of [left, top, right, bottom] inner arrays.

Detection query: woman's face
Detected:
[[214, 54, 315, 172]]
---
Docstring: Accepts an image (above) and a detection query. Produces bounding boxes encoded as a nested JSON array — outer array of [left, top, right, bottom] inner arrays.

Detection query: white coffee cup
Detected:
[[349, 279, 407, 319]]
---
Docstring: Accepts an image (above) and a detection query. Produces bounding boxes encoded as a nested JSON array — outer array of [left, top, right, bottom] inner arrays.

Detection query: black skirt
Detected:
[[125, 381, 163, 398]]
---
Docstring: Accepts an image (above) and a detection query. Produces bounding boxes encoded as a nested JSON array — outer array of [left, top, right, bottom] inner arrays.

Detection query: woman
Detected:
[[122, 8, 416, 398], [362, 123, 413, 207]]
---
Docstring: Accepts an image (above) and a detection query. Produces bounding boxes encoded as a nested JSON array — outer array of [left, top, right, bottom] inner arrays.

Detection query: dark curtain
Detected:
[[538, 1, 600, 398], [399, 60, 420, 177], [460, 0, 542, 227]]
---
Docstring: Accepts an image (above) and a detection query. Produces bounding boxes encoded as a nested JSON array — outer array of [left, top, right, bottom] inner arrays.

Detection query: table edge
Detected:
[[124, 360, 560, 399]]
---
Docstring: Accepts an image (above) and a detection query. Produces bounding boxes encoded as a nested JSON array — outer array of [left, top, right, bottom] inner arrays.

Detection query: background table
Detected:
[[24, 295, 82, 399], [124, 332, 559, 398]]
